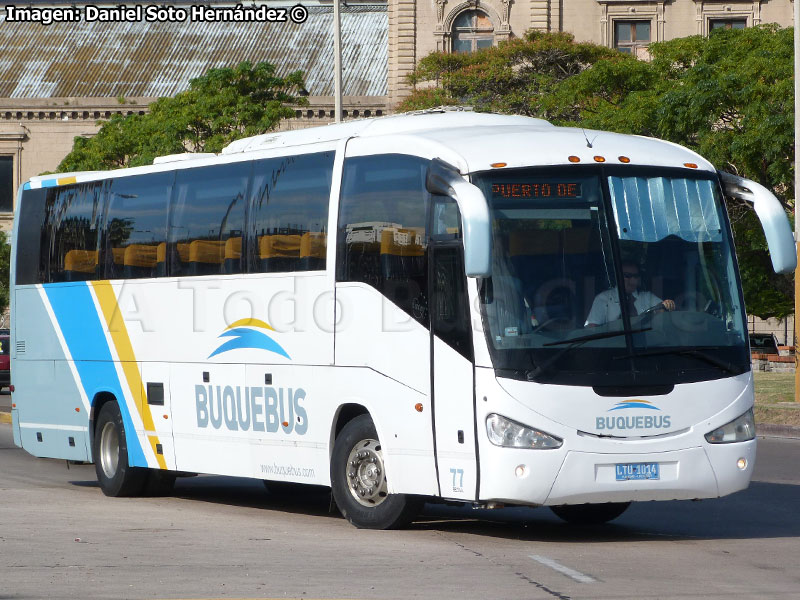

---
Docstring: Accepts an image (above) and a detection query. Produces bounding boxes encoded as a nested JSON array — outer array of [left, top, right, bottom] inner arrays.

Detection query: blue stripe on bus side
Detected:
[[44, 282, 147, 467]]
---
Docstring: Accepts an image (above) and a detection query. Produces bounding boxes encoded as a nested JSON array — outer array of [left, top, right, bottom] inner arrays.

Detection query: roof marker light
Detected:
[[490, 162, 507, 168], [593, 156, 606, 163], [568, 156, 581, 163], [619, 156, 631, 163], [684, 162, 698, 169]]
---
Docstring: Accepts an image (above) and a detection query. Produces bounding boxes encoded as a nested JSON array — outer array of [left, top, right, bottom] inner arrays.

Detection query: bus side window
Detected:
[[249, 152, 333, 273], [168, 162, 249, 277], [337, 154, 430, 326], [45, 182, 105, 283], [102, 172, 172, 280]]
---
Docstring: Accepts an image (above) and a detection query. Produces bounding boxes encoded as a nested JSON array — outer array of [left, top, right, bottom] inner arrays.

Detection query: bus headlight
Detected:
[[486, 414, 563, 449], [704, 409, 756, 444]]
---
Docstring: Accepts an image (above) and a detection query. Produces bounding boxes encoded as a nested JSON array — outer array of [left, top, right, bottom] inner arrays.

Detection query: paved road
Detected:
[[2, 423, 800, 599]]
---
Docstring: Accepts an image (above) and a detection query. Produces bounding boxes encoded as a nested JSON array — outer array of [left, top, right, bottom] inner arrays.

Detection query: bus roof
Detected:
[[23, 109, 714, 190]]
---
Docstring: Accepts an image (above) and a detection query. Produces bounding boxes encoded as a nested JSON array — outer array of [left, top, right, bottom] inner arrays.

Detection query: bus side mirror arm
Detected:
[[719, 171, 797, 274], [426, 158, 492, 277]]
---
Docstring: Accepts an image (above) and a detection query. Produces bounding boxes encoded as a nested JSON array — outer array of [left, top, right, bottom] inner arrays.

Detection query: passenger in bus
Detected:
[[585, 261, 675, 326]]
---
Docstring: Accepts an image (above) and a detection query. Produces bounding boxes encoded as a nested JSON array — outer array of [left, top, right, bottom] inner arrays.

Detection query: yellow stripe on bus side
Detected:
[[57, 176, 77, 186], [91, 281, 168, 470]]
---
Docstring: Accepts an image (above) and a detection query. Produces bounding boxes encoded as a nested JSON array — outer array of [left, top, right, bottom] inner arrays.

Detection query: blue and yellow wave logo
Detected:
[[609, 399, 660, 411], [208, 318, 290, 360]]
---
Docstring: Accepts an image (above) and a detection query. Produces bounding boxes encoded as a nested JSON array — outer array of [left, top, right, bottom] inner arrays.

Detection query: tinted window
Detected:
[[249, 152, 333, 273], [337, 154, 430, 325], [168, 162, 250, 277], [16, 188, 46, 285], [44, 182, 106, 283], [102, 172, 172, 280]]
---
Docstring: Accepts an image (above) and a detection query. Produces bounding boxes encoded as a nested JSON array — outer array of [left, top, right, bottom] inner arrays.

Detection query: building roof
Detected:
[[0, 3, 387, 98]]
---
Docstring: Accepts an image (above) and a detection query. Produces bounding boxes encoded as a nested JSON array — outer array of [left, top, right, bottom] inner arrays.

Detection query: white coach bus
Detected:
[[9, 110, 795, 528]]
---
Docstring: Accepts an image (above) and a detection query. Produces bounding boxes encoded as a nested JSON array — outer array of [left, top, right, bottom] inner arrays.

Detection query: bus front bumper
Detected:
[[479, 439, 756, 506]]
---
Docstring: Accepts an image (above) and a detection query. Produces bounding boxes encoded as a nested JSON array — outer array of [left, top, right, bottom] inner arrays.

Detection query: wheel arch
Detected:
[[330, 403, 370, 458], [88, 391, 119, 462]]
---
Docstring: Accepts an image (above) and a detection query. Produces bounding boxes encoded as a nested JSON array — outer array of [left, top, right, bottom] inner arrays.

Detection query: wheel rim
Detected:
[[99, 421, 120, 479], [346, 438, 388, 507]]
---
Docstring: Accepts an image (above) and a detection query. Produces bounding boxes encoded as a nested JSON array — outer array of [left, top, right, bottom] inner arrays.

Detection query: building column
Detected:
[[388, 0, 417, 108]]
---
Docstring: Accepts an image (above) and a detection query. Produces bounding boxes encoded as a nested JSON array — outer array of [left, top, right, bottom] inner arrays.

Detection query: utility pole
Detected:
[[333, 0, 343, 123], [795, 2, 799, 399]]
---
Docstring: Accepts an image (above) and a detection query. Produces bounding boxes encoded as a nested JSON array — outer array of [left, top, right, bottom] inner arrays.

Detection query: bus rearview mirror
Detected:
[[426, 158, 492, 278], [718, 171, 797, 274]]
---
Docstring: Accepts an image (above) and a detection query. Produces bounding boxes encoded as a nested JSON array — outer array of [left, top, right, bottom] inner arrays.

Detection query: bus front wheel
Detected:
[[331, 414, 420, 529], [550, 502, 630, 525], [93, 401, 147, 497]]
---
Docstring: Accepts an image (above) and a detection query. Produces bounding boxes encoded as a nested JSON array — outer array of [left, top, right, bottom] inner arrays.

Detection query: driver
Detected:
[[585, 261, 675, 327]]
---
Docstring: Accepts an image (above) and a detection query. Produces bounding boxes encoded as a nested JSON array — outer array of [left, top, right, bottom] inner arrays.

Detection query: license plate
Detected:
[[615, 462, 660, 481]]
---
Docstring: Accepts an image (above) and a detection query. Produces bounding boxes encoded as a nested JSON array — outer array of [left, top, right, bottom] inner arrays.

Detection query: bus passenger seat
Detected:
[[224, 237, 242, 274], [188, 240, 225, 276], [123, 245, 158, 279], [300, 232, 326, 270], [63, 249, 98, 281]]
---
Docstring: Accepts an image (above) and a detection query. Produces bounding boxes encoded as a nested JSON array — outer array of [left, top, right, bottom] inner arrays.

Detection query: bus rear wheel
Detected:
[[550, 502, 630, 525], [93, 401, 147, 497], [331, 414, 420, 529]]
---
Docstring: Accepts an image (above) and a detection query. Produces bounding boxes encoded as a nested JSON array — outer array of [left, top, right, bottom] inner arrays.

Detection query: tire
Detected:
[[550, 502, 631, 525], [93, 401, 147, 497], [330, 414, 420, 529]]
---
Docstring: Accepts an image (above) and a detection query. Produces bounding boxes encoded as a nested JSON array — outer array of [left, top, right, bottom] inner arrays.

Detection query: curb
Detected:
[[757, 423, 800, 439]]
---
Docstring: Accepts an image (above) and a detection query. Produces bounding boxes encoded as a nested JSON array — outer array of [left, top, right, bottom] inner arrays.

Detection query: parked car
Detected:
[[0, 328, 8, 391], [749, 332, 780, 355]]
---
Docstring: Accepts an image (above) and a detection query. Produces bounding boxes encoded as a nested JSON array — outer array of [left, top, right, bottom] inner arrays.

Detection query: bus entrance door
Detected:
[[430, 241, 478, 501]]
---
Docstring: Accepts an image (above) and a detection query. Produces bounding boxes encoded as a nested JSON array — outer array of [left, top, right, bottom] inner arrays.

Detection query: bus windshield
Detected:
[[473, 166, 749, 387]]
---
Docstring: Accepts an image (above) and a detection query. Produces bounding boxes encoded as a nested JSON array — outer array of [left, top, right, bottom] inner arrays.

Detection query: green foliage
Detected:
[[58, 61, 307, 171], [404, 27, 795, 319]]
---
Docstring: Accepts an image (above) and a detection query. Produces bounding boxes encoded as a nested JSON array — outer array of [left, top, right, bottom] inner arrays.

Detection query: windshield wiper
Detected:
[[542, 326, 652, 347], [614, 346, 739, 374], [526, 327, 653, 380]]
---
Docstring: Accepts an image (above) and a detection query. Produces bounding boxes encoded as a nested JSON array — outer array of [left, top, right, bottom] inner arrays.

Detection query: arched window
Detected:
[[451, 10, 494, 53]]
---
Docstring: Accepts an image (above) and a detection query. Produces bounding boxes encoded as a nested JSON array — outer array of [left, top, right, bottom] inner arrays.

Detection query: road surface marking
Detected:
[[529, 554, 597, 583]]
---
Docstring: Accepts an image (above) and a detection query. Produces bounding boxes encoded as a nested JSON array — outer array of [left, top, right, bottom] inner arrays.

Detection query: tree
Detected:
[[403, 26, 794, 319], [58, 61, 308, 172]]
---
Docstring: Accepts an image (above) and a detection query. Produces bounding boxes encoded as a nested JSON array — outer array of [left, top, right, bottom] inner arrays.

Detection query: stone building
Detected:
[[0, 0, 794, 232]]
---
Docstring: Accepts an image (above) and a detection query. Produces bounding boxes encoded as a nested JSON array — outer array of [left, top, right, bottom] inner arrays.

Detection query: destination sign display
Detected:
[[492, 182, 582, 199]]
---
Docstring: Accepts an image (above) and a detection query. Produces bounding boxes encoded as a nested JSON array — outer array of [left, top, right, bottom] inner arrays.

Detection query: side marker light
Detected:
[[415, 403, 424, 413], [490, 162, 507, 168], [568, 156, 581, 163], [684, 163, 698, 169], [593, 156, 606, 163], [619, 156, 631, 163]]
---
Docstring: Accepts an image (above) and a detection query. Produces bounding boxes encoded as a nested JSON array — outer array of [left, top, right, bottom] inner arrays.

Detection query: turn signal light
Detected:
[[684, 163, 698, 169], [490, 162, 507, 168]]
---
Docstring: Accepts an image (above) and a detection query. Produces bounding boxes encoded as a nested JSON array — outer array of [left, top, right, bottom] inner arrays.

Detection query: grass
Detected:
[[753, 371, 800, 427]]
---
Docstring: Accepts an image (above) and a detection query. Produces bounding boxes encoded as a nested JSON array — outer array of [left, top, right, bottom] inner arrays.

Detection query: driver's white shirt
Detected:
[[585, 288, 663, 326]]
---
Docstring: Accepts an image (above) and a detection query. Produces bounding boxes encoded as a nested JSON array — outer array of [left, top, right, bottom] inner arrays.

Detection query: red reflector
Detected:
[[9, 385, 14, 393]]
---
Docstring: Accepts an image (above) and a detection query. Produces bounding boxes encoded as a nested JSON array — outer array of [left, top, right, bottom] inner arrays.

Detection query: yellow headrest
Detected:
[[300, 232, 326, 259], [189, 240, 225, 264], [124, 245, 158, 268], [64, 249, 98, 273], [111, 247, 125, 265], [225, 237, 242, 260], [259, 234, 301, 259]]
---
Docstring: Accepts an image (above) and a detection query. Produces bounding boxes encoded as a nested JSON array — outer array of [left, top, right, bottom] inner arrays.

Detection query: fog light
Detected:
[[515, 465, 528, 478], [737, 458, 747, 470]]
